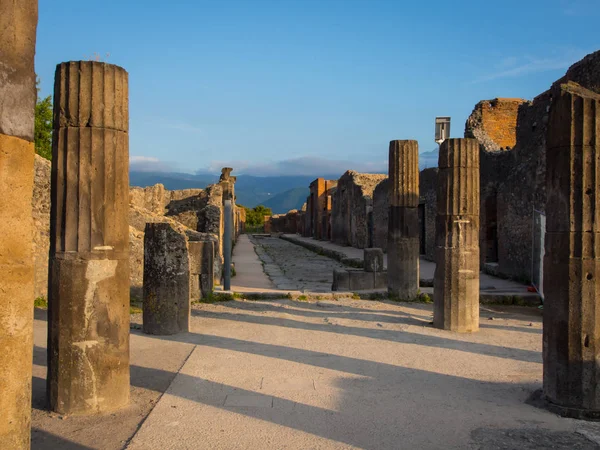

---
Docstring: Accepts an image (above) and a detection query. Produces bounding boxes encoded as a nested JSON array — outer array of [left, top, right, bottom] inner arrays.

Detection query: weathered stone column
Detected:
[[0, 2, 38, 447], [48, 61, 130, 415], [387, 140, 419, 299], [433, 138, 480, 332], [143, 223, 190, 335], [543, 82, 600, 419]]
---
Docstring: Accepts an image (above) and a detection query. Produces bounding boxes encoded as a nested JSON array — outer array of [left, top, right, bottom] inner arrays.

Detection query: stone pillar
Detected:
[[0, 2, 38, 447], [433, 138, 480, 332], [189, 240, 214, 299], [143, 223, 190, 335], [543, 82, 600, 418], [387, 140, 420, 299], [48, 61, 130, 415]]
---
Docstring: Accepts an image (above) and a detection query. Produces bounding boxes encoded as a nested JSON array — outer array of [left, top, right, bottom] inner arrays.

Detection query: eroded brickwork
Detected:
[[465, 98, 525, 151]]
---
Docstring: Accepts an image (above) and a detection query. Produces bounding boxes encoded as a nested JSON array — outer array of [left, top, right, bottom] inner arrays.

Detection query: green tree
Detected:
[[34, 77, 53, 160], [244, 205, 273, 227]]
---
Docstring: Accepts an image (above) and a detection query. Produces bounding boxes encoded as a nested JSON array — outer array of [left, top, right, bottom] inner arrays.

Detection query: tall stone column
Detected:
[[48, 61, 130, 415], [543, 82, 600, 419], [433, 138, 480, 332], [387, 140, 419, 299], [0, 2, 38, 447]]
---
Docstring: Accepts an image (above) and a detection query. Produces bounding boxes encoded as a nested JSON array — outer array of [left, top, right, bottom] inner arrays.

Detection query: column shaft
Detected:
[[0, 2, 38, 447], [543, 82, 600, 418], [433, 138, 480, 332], [387, 140, 419, 299], [48, 61, 130, 415]]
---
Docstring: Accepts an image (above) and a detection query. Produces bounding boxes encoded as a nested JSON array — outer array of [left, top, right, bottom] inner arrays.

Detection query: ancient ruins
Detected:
[[3, 1, 600, 448]]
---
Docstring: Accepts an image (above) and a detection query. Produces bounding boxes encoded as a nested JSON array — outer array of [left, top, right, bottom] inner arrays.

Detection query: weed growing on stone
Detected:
[[34, 296, 48, 309], [193, 292, 235, 304], [297, 295, 308, 301]]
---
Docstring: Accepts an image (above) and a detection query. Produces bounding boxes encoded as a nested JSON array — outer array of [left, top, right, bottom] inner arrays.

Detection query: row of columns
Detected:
[[386, 80, 600, 417], [2, 4, 600, 447], [1, 2, 133, 442], [387, 138, 480, 332]]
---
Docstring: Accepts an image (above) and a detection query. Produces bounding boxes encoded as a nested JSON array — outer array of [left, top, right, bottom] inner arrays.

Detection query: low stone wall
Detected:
[[32, 170, 238, 299]]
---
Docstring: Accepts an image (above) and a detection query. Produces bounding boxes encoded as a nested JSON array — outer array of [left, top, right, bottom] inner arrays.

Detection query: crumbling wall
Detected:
[[471, 50, 600, 282], [371, 168, 437, 260], [32, 177, 236, 299], [419, 168, 438, 261], [465, 98, 526, 151], [372, 178, 389, 251], [331, 171, 386, 249], [32, 155, 50, 299]]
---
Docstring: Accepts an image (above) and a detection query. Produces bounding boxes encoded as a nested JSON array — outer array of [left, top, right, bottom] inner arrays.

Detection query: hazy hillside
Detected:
[[261, 187, 309, 214]]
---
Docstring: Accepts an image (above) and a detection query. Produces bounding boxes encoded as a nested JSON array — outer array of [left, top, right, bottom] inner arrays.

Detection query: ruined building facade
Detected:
[[266, 50, 600, 284]]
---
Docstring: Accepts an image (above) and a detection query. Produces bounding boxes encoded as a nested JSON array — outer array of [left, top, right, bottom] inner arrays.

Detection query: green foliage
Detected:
[[244, 205, 273, 227], [34, 77, 53, 160], [34, 296, 48, 308], [193, 292, 235, 304]]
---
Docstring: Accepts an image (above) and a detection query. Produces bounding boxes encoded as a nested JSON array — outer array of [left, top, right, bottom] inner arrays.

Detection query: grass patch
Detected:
[[297, 295, 308, 301], [34, 296, 48, 309], [193, 292, 235, 304], [130, 305, 143, 314]]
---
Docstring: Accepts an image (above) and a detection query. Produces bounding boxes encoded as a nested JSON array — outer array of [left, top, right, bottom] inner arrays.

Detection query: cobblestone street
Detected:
[[250, 236, 346, 292]]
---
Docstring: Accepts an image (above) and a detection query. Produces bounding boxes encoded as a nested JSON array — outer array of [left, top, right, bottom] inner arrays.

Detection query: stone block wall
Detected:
[[472, 50, 600, 282], [32, 155, 50, 299], [371, 168, 437, 261], [372, 178, 389, 251], [331, 171, 386, 249], [465, 98, 526, 151], [419, 168, 438, 261], [32, 171, 238, 299]]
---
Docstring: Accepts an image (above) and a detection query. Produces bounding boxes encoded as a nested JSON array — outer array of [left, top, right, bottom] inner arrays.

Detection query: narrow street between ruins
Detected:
[[31, 297, 600, 449], [249, 235, 347, 292]]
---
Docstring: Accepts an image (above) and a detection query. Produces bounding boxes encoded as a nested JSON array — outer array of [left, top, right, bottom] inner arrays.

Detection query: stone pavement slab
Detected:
[[281, 234, 536, 299], [127, 299, 598, 449], [230, 234, 275, 292]]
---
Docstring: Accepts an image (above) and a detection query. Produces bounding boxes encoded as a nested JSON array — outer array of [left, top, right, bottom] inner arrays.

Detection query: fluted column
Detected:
[[543, 82, 600, 419], [0, 2, 38, 447], [48, 61, 130, 415], [387, 140, 419, 299], [433, 138, 480, 332]]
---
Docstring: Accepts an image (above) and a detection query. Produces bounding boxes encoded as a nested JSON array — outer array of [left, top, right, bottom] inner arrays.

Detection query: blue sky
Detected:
[[36, 0, 599, 176]]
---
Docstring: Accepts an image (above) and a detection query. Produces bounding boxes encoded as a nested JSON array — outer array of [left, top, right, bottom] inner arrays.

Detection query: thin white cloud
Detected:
[[130, 155, 177, 172], [471, 48, 590, 84], [164, 123, 203, 133], [199, 156, 388, 177]]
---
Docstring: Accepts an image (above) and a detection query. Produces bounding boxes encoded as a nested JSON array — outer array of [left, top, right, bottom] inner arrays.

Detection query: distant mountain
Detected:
[[419, 148, 439, 169], [261, 187, 309, 214], [129, 170, 337, 208]]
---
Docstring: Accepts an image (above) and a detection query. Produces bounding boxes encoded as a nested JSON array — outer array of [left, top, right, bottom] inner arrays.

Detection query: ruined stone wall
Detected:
[[371, 168, 437, 260], [32, 177, 237, 299], [372, 178, 389, 251], [331, 171, 386, 249], [32, 155, 50, 299], [419, 168, 437, 261], [465, 98, 526, 151], [472, 50, 600, 282]]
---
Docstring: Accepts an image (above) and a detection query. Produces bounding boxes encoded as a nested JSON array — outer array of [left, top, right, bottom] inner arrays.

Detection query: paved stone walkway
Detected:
[[127, 299, 600, 449], [282, 234, 536, 297], [231, 234, 275, 292], [251, 235, 346, 292]]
